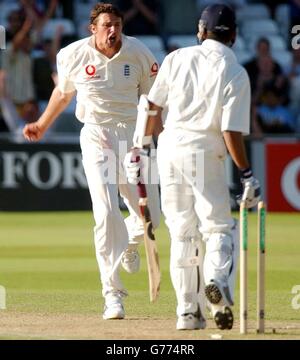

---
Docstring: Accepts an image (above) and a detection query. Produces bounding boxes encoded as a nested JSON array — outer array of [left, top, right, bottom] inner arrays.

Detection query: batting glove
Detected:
[[237, 168, 261, 209], [124, 148, 150, 185]]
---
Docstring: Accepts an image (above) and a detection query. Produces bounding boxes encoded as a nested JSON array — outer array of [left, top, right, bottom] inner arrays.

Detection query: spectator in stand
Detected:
[[1, 15, 36, 117], [21, 0, 74, 21], [114, 0, 160, 35], [33, 25, 64, 102], [255, 55, 289, 104], [19, 0, 58, 31], [252, 84, 296, 135], [33, 39, 56, 101], [1, 10, 25, 132], [5, 10, 26, 43], [244, 37, 289, 105], [286, 48, 300, 129], [260, 0, 287, 19], [0, 69, 39, 140], [19, 0, 59, 51]]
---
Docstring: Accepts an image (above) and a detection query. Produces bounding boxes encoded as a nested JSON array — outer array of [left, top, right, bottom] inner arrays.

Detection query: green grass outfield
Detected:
[[0, 211, 299, 339]]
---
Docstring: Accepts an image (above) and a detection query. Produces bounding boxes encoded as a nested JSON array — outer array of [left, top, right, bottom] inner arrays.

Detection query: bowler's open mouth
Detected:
[[108, 35, 116, 44]]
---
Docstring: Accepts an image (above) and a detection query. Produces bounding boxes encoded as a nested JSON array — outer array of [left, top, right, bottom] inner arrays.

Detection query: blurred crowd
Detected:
[[0, 0, 300, 138]]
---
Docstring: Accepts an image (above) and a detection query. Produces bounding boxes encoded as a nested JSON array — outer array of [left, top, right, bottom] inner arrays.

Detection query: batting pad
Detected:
[[170, 238, 206, 318]]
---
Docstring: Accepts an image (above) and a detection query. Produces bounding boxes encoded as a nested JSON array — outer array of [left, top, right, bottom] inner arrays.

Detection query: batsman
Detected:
[[125, 4, 261, 330]]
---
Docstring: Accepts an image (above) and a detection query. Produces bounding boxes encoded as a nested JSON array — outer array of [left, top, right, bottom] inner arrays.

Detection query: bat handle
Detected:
[[130, 148, 147, 199], [137, 182, 147, 199]]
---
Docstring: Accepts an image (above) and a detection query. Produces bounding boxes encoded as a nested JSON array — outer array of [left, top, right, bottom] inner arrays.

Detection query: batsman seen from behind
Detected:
[[23, 3, 161, 321], [124, 4, 261, 330]]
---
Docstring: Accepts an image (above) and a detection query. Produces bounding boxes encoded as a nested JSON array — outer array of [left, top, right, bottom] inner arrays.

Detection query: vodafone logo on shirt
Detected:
[[85, 65, 96, 76], [267, 143, 300, 211]]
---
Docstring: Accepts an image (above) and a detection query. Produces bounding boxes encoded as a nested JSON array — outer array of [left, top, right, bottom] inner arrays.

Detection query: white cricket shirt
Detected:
[[56, 35, 158, 124], [148, 39, 250, 138]]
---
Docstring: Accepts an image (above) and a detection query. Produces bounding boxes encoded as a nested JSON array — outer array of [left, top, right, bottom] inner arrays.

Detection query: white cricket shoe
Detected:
[[121, 246, 140, 274], [176, 312, 206, 330], [103, 293, 125, 320]]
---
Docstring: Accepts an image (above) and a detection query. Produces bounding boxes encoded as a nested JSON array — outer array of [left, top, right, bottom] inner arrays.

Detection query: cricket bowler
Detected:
[[23, 3, 160, 320]]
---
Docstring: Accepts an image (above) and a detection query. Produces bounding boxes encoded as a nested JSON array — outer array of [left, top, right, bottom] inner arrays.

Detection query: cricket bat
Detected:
[[131, 150, 161, 302]]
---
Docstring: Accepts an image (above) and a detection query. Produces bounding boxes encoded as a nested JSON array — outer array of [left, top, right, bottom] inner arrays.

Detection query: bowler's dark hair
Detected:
[[90, 3, 123, 25]]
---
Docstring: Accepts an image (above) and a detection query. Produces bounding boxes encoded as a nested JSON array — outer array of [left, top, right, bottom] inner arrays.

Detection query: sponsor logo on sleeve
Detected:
[[150, 62, 159, 77]]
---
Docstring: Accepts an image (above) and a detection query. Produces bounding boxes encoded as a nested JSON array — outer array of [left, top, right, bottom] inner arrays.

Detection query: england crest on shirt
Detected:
[[124, 64, 130, 77]]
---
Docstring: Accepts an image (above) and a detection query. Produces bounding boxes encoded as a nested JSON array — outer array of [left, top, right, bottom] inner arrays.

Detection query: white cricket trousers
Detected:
[[80, 122, 142, 298], [157, 131, 237, 315]]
